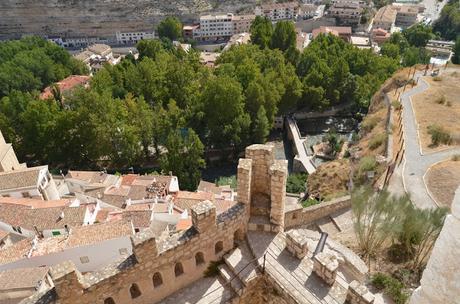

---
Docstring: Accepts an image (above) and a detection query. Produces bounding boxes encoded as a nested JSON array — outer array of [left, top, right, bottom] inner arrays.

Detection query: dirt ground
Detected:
[[425, 159, 460, 210], [307, 159, 350, 200], [412, 67, 460, 153]]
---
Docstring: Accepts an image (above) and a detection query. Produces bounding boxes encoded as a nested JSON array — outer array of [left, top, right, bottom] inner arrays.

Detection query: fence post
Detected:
[[262, 253, 266, 274]]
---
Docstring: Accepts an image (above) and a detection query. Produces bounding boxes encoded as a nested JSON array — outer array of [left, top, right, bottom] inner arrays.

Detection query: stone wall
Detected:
[[0, 0, 256, 40], [41, 201, 247, 304], [284, 196, 351, 229], [409, 187, 460, 304], [238, 144, 288, 231]]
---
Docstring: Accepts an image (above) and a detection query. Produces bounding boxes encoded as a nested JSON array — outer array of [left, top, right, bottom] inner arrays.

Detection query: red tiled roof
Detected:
[[174, 191, 214, 211], [40, 75, 90, 100], [176, 218, 192, 231]]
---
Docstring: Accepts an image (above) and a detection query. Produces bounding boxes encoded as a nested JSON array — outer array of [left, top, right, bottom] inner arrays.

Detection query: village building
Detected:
[[373, 5, 398, 31], [255, 2, 300, 22], [0, 266, 52, 304], [115, 31, 155, 45], [0, 201, 99, 238], [372, 27, 391, 44], [328, 0, 363, 26], [0, 220, 134, 273], [312, 26, 352, 42], [39, 75, 91, 100], [0, 131, 25, 173]]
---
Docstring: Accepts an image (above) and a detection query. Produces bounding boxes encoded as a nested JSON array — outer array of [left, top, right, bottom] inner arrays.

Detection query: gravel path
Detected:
[[400, 71, 460, 209]]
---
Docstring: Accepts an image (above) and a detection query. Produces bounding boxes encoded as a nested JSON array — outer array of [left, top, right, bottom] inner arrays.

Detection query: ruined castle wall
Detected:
[[52, 202, 247, 304], [0, 0, 256, 40], [245, 145, 275, 196], [284, 196, 351, 230]]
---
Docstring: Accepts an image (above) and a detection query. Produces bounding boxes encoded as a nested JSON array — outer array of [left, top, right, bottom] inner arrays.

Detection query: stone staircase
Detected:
[[218, 241, 259, 298]]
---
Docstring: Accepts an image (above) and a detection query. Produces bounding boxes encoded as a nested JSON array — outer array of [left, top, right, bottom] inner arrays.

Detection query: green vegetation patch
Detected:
[[286, 172, 308, 194]]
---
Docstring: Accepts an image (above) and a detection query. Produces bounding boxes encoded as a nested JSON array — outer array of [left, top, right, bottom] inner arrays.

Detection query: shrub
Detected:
[[434, 95, 446, 104], [452, 154, 460, 161], [427, 124, 452, 146], [286, 173, 308, 194], [361, 116, 379, 133], [359, 156, 377, 173], [369, 133, 387, 150], [302, 198, 320, 208], [371, 273, 409, 304], [432, 76, 442, 81], [446, 100, 452, 107], [216, 175, 237, 189], [391, 101, 402, 110], [204, 260, 224, 277]]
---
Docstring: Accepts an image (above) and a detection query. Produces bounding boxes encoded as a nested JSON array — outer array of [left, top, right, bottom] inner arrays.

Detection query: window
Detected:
[[119, 248, 128, 255], [174, 262, 184, 277], [52, 231, 61, 236], [80, 256, 90, 264], [152, 272, 163, 287], [129, 283, 141, 299], [195, 252, 205, 266], [215, 241, 223, 254], [104, 298, 115, 304]]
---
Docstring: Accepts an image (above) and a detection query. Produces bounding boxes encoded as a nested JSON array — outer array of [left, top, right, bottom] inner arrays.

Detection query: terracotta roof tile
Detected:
[[122, 211, 153, 228], [0, 166, 46, 191], [174, 191, 214, 211], [0, 267, 50, 290], [40, 75, 90, 100]]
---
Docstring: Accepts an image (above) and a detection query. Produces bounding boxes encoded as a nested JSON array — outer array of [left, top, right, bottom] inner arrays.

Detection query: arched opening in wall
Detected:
[[174, 262, 184, 277], [215, 241, 224, 255], [233, 228, 244, 246], [152, 272, 163, 288], [195, 252, 205, 266], [129, 283, 141, 299], [104, 298, 115, 304]]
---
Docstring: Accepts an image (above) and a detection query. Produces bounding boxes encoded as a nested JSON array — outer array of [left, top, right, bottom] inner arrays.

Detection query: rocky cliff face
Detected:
[[0, 0, 256, 40]]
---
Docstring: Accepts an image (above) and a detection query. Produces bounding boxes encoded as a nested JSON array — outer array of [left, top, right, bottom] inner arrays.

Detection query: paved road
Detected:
[[400, 71, 460, 209], [420, 0, 448, 22]]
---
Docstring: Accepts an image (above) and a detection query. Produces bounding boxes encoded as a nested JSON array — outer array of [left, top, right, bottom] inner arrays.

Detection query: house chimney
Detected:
[[59, 211, 65, 220]]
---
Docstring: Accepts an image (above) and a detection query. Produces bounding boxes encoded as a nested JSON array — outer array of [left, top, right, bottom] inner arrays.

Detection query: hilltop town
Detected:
[[0, 0, 459, 303]]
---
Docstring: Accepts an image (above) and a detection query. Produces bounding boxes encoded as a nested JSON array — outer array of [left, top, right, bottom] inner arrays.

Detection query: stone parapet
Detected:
[[284, 196, 351, 229], [131, 228, 158, 263], [346, 281, 375, 304], [286, 230, 309, 259], [191, 200, 217, 233], [270, 160, 287, 229], [313, 252, 339, 285], [237, 158, 252, 206], [49, 261, 83, 300]]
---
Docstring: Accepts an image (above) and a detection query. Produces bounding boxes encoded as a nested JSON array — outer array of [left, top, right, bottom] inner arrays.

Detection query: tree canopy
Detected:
[[433, 0, 460, 41], [157, 17, 183, 41]]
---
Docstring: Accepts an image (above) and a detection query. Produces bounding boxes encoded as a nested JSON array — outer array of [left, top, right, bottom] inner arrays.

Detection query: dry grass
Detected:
[[425, 160, 460, 210], [412, 67, 460, 153], [307, 159, 350, 200]]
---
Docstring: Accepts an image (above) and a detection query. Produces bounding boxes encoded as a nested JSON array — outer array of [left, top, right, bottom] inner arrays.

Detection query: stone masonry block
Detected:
[[191, 200, 216, 233]]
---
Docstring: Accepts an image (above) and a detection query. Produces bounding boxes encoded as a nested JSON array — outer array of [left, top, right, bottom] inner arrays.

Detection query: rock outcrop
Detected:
[[0, 0, 256, 40]]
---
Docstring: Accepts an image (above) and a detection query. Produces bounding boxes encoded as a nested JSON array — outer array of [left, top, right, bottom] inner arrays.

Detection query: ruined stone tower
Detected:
[[237, 144, 288, 232]]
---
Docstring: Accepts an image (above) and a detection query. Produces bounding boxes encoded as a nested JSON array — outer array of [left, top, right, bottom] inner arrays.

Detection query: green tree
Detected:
[[403, 24, 434, 47], [252, 106, 270, 143], [433, 0, 460, 40], [160, 128, 205, 190], [202, 75, 250, 149], [136, 39, 167, 60], [250, 16, 273, 49], [380, 43, 400, 60], [157, 17, 183, 41], [270, 21, 297, 51], [452, 37, 460, 64]]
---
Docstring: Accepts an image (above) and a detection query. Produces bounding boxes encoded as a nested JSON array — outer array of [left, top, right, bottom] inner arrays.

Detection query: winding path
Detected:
[[400, 71, 460, 209]]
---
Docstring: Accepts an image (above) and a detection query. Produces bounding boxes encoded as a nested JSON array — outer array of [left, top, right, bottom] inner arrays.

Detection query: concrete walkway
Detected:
[[286, 117, 317, 174], [400, 71, 460, 209]]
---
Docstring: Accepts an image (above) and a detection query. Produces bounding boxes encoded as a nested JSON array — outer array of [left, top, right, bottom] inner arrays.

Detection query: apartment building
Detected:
[[115, 31, 155, 45], [393, 4, 421, 27], [255, 2, 300, 22], [373, 5, 397, 31], [194, 14, 235, 41], [232, 15, 256, 33], [328, 0, 362, 26]]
